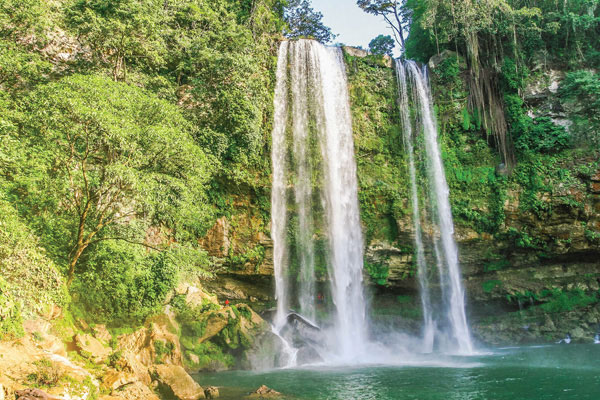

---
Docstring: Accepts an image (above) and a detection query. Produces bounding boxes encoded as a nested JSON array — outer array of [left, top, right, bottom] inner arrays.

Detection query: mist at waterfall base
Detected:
[[264, 38, 476, 369]]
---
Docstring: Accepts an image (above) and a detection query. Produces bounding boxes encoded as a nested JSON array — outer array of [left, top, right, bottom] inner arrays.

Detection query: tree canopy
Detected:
[[11, 74, 214, 284], [369, 34, 395, 56], [284, 0, 336, 43]]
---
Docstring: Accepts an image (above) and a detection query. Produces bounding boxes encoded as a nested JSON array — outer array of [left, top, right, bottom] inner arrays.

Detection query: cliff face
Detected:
[[203, 48, 600, 344]]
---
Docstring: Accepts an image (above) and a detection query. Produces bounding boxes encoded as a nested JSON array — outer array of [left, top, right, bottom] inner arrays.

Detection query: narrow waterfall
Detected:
[[270, 39, 367, 363], [395, 59, 473, 354], [395, 61, 435, 353]]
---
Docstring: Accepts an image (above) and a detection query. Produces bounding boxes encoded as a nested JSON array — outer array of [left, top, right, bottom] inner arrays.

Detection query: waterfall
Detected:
[[271, 41, 290, 331], [270, 39, 367, 363], [316, 42, 368, 358], [395, 61, 435, 353], [395, 59, 473, 355], [290, 41, 317, 322]]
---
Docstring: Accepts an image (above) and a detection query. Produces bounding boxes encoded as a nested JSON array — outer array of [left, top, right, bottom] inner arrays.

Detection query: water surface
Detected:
[[195, 345, 600, 399]]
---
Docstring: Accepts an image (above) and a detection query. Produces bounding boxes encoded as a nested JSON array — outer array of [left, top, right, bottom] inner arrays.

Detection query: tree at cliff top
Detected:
[[4, 74, 214, 286], [369, 34, 395, 56], [284, 0, 336, 43], [357, 0, 409, 49]]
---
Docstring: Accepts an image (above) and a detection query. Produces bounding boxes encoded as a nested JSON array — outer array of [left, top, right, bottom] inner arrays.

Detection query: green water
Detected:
[[195, 345, 600, 399]]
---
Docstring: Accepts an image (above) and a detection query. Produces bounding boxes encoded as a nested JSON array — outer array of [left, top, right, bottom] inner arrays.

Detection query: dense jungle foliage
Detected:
[[1, 0, 599, 340], [0, 0, 330, 330]]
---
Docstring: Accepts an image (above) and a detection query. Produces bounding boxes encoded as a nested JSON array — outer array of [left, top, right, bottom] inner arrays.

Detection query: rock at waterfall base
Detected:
[[247, 385, 282, 398], [204, 386, 219, 399], [153, 364, 205, 399]]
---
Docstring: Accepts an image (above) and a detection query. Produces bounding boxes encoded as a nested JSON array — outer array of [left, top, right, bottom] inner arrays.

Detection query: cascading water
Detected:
[[395, 59, 474, 355], [271, 41, 290, 332], [290, 41, 317, 322], [270, 39, 367, 364], [316, 42, 368, 359], [395, 61, 435, 354]]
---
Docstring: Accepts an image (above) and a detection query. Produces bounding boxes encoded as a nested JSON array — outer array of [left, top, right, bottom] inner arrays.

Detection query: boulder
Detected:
[[247, 385, 281, 398], [111, 382, 159, 400], [154, 365, 205, 400], [117, 323, 183, 367], [204, 386, 219, 399], [75, 333, 111, 363], [102, 369, 138, 392], [115, 351, 152, 386]]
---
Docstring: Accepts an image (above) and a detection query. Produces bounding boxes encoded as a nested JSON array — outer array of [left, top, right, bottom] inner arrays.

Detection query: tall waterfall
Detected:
[[395, 59, 473, 355], [270, 39, 367, 362], [271, 41, 290, 331]]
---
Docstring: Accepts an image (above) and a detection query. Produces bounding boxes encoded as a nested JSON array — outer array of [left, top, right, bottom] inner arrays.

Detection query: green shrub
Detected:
[[154, 340, 175, 364], [0, 199, 67, 319], [539, 288, 598, 313], [72, 241, 177, 326], [0, 276, 24, 340], [560, 70, 600, 146], [365, 261, 389, 285]]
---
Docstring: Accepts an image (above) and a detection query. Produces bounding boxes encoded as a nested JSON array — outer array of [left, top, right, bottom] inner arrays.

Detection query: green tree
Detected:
[[11, 74, 214, 285], [284, 0, 335, 43], [66, 0, 167, 80], [0, 0, 49, 42], [357, 0, 408, 48], [369, 34, 395, 56]]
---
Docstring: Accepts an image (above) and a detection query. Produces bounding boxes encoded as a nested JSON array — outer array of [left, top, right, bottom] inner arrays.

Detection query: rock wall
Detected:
[[196, 49, 600, 345]]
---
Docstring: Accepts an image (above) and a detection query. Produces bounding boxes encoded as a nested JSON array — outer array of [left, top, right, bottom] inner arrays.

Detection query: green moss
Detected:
[[365, 261, 389, 285], [154, 339, 175, 364], [482, 280, 503, 293], [345, 52, 408, 245]]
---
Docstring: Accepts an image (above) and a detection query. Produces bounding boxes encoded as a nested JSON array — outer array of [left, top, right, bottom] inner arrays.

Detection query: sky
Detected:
[[311, 0, 399, 55]]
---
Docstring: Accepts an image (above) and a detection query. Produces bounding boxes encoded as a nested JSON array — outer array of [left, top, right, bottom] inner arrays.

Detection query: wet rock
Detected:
[[247, 385, 281, 398], [153, 364, 205, 400], [296, 345, 323, 366], [242, 331, 286, 370], [75, 333, 111, 363], [204, 386, 219, 399]]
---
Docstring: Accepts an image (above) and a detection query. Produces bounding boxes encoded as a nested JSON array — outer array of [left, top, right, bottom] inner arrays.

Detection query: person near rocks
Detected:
[[594, 332, 600, 344], [225, 299, 229, 306]]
